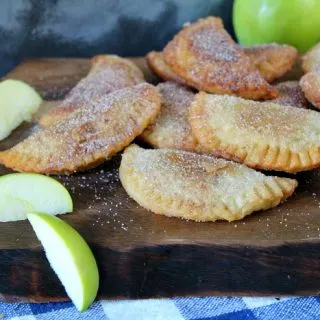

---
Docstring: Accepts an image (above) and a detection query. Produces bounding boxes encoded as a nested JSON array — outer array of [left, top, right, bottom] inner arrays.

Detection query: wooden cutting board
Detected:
[[0, 58, 319, 303]]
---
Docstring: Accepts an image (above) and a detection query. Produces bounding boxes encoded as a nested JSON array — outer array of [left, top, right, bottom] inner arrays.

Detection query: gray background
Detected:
[[0, 0, 234, 76]]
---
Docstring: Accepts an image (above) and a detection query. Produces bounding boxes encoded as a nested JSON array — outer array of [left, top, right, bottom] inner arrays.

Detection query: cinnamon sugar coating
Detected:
[[189, 93, 320, 173], [0, 84, 161, 174], [140, 82, 202, 151], [243, 44, 297, 83], [273, 81, 309, 108], [120, 145, 297, 222], [300, 71, 320, 109], [163, 17, 278, 100], [39, 55, 144, 127]]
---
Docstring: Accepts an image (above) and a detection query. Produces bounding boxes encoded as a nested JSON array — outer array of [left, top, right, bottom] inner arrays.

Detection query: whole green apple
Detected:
[[233, 0, 320, 53]]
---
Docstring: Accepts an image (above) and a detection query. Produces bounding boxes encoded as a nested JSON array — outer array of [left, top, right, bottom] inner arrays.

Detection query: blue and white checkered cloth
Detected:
[[1, 296, 320, 320]]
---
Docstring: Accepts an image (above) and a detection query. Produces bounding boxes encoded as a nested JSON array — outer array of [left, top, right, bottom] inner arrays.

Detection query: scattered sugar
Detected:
[[60, 164, 137, 232]]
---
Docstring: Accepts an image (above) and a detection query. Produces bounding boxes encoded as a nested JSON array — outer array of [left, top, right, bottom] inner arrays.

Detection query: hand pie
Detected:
[[273, 81, 309, 108], [148, 44, 297, 85], [299, 43, 320, 109], [243, 44, 297, 83], [0, 84, 161, 174], [302, 42, 320, 73], [163, 17, 278, 100], [300, 71, 320, 109], [189, 93, 320, 173], [146, 51, 187, 86], [120, 145, 297, 222], [39, 55, 144, 126], [140, 82, 201, 151]]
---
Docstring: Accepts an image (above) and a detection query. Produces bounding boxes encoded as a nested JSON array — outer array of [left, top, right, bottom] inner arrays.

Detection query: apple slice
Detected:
[[0, 79, 42, 140], [27, 212, 99, 311], [0, 173, 73, 222]]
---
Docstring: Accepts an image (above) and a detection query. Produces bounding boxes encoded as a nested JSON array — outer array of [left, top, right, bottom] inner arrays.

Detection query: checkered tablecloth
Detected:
[[1, 296, 320, 320]]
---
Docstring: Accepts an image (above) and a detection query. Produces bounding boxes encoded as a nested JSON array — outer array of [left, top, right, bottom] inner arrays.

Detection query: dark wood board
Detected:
[[0, 58, 320, 303]]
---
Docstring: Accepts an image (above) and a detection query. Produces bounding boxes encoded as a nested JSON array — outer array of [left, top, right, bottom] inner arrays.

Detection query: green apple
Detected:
[[27, 212, 99, 311], [0, 79, 42, 140], [233, 0, 320, 53], [0, 173, 72, 222]]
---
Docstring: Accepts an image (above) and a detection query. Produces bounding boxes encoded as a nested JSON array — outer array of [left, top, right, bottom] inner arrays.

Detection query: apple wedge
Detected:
[[0, 79, 42, 140], [28, 212, 99, 311], [0, 173, 72, 222]]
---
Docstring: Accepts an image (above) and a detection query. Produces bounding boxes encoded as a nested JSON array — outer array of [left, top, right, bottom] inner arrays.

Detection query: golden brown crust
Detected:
[[119, 145, 297, 222], [139, 82, 202, 151], [91, 55, 144, 80], [147, 45, 297, 85], [39, 55, 145, 127], [302, 42, 320, 73], [146, 51, 187, 85], [163, 17, 278, 100], [300, 43, 320, 109], [300, 71, 320, 109], [0, 84, 161, 174], [243, 44, 298, 83], [189, 92, 320, 173], [273, 81, 309, 108]]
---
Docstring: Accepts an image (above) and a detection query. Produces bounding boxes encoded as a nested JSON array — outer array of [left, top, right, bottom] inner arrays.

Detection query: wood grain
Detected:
[[4, 57, 158, 99], [0, 58, 319, 302]]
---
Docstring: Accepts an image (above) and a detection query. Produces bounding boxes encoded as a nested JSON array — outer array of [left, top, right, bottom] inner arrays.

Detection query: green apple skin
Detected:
[[28, 213, 99, 312], [233, 0, 320, 53], [0, 173, 73, 222]]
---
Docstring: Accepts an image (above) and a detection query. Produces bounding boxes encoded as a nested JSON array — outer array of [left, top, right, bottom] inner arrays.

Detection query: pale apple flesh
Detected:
[[27, 212, 99, 312], [0, 173, 73, 222], [0, 79, 43, 140]]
